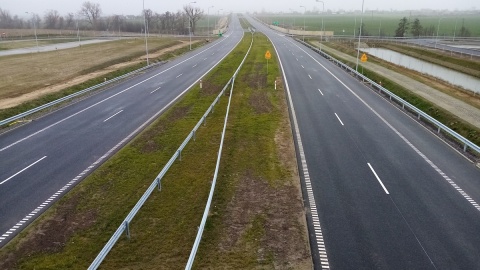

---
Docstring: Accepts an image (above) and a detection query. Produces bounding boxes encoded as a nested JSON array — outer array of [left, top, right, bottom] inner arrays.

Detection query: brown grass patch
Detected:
[[249, 91, 273, 114], [0, 38, 182, 109], [134, 105, 192, 153], [0, 192, 97, 269], [200, 79, 222, 96], [219, 171, 311, 268]]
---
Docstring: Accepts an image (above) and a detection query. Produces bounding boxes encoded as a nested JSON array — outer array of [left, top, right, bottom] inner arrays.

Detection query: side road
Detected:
[[312, 41, 480, 130]]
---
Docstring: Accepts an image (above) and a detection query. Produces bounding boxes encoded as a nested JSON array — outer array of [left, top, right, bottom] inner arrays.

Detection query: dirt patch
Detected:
[[0, 40, 199, 110], [219, 171, 311, 268], [0, 192, 97, 270], [244, 63, 267, 90], [200, 79, 222, 96], [249, 91, 273, 114]]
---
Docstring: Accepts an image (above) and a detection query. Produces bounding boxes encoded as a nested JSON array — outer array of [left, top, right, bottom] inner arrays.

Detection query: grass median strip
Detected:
[[0, 32, 311, 269]]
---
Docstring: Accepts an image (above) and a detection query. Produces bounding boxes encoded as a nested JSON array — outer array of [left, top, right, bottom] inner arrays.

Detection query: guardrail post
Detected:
[[203, 116, 207, 126], [124, 221, 131, 240], [418, 114, 421, 120], [156, 178, 162, 191], [437, 127, 441, 134], [178, 150, 182, 161], [464, 144, 468, 152], [193, 130, 196, 141]]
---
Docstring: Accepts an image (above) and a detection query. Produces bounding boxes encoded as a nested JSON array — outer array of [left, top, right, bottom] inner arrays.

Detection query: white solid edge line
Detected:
[[368, 163, 390, 195], [1, 156, 47, 185], [334, 113, 344, 126], [103, 110, 124, 123], [262, 23, 331, 267]]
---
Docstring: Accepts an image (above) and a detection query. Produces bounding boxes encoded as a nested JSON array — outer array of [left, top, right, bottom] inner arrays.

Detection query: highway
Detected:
[[403, 38, 480, 57], [0, 15, 243, 248], [246, 16, 480, 269]]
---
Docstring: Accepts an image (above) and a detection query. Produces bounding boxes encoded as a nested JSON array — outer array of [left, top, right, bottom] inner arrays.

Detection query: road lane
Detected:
[[247, 16, 480, 269], [0, 15, 244, 247]]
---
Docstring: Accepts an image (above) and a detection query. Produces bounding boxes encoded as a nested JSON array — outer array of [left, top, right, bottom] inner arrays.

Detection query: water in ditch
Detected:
[[361, 48, 480, 94]]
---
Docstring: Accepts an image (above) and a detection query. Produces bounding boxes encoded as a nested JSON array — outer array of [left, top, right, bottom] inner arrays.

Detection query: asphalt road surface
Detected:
[[403, 39, 480, 57], [247, 16, 480, 269], [0, 15, 243, 248]]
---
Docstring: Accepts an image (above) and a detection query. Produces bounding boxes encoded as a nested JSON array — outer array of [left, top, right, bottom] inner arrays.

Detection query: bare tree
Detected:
[[183, 5, 203, 34], [143, 9, 154, 32], [0, 8, 13, 28], [44, 10, 60, 29], [110, 15, 124, 33], [80, 1, 101, 30], [65, 13, 75, 29]]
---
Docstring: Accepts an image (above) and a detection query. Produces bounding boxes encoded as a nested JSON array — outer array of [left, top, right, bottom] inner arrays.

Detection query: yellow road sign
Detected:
[[361, 53, 368, 62], [265, 50, 272, 60]]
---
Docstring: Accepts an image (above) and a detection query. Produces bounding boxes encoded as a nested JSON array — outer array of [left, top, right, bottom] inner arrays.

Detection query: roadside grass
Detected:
[[0, 38, 178, 100], [309, 40, 480, 149], [371, 42, 480, 78], [0, 39, 206, 123]]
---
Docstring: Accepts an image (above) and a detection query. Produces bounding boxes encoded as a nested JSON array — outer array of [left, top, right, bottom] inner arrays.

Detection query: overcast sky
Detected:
[[0, 0, 476, 17]]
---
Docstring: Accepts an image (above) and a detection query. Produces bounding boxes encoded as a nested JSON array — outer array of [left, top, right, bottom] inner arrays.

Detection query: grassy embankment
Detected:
[[0, 30, 311, 269], [0, 38, 206, 122], [311, 40, 480, 150]]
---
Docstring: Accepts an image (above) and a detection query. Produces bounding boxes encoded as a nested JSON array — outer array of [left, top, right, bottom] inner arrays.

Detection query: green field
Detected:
[[256, 13, 480, 37]]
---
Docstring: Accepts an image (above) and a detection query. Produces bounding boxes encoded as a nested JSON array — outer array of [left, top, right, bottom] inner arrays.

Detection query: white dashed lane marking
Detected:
[[151, 86, 161, 94], [1, 156, 47, 185], [334, 113, 344, 126], [368, 163, 390, 194], [103, 110, 123, 122]]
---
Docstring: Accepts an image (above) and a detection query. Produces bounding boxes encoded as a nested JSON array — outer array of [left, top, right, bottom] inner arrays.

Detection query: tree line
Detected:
[[0, 1, 205, 35], [394, 17, 471, 38]]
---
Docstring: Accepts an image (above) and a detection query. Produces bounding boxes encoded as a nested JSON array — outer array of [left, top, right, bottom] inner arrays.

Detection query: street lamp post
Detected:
[[289, 9, 296, 30], [76, 17, 81, 45], [453, 18, 458, 42], [355, 0, 365, 72], [189, 1, 197, 50], [315, 0, 324, 42], [207, 5, 214, 40], [25, 12, 39, 52], [435, 17, 444, 49], [300, 5, 306, 42], [216, 9, 223, 36], [143, 0, 150, 65]]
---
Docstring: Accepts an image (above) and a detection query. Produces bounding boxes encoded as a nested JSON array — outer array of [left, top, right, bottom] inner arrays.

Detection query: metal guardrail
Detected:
[[89, 32, 254, 270], [0, 62, 164, 127], [297, 39, 480, 156], [88, 76, 233, 270], [185, 31, 254, 270]]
